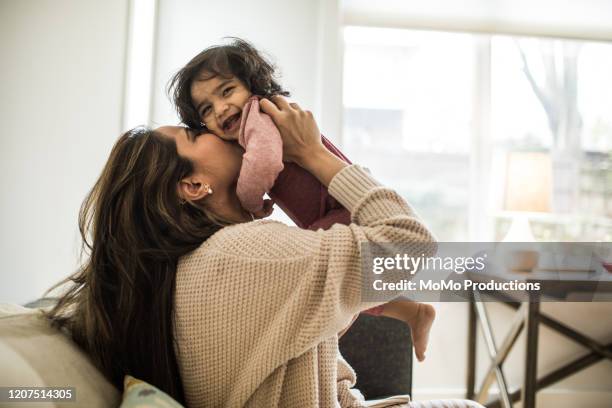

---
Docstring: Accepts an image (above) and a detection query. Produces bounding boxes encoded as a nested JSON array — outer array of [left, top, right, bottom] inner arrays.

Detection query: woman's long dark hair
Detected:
[[44, 128, 222, 404]]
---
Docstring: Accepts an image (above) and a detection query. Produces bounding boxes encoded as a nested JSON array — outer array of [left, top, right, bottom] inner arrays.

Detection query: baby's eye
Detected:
[[201, 106, 212, 117], [222, 86, 234, 97]]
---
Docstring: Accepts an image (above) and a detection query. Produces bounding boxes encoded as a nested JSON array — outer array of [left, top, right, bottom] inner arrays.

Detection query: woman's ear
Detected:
[[178, 176, 213, 202]]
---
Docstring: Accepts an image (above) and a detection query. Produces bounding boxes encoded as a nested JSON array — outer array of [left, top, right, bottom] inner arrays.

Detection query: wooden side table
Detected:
[[465, 269, 612, 408]]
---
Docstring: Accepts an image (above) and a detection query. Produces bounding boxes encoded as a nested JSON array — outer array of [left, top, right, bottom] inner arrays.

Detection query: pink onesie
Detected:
[[236, 95, 384, 316]]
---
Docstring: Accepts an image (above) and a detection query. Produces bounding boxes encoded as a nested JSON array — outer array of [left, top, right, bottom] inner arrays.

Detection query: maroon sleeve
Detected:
[[268, 134, 351, 229]]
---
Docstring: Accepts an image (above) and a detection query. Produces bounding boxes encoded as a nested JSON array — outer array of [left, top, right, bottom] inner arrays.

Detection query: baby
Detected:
[[169, 38, 435, 361]]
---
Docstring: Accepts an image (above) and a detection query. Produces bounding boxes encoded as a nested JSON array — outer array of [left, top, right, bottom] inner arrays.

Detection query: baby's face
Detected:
[[190, 73, 252, 140]]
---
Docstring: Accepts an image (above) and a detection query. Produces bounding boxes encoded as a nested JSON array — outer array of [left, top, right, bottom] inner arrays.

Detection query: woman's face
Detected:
[[156, 125, 252, 223]]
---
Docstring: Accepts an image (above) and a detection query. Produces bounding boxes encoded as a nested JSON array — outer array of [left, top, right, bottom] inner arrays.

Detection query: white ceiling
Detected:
[[342, 0, 612, 41]]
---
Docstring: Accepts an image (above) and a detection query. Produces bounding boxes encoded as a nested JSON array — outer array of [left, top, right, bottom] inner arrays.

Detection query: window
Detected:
[[342, 26, 612, 241]]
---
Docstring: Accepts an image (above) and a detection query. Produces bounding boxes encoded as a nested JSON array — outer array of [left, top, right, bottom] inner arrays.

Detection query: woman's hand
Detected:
[[260, 96, 347, 187], [259, 96, 324, 167]]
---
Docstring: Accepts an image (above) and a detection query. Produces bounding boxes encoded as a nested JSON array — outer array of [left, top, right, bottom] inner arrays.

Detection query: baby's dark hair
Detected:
[[168, 37, 290, 130]]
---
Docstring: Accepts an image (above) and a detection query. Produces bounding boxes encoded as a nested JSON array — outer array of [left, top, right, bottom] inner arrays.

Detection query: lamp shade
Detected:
[[504, 151, 552, 212]]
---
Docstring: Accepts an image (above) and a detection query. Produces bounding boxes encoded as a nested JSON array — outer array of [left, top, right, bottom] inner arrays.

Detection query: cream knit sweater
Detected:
[[174, 165, 435, 408]]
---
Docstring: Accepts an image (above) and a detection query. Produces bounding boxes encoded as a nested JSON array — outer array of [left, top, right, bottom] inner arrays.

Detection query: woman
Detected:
[[45, 96, 479, 407]]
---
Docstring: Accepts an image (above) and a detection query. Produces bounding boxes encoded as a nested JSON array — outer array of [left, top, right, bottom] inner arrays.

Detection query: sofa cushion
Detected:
[[0, 303, 120, 408]]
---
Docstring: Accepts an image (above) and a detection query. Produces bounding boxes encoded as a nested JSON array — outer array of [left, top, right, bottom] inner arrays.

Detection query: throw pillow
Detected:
[[119, 375, 184, 408]]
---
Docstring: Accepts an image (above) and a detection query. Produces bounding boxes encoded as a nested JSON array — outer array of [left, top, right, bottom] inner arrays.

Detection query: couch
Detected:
[[0, 303, 483, 408], [1, 302, 413, 408], [0, 303, 120, 408]]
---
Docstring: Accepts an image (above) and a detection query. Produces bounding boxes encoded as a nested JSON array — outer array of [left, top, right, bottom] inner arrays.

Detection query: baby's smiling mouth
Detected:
[[222, 113, 241, 132]]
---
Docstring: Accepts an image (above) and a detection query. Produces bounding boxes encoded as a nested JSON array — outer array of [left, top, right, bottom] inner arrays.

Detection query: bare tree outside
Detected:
[[516, 39, 584, 213]]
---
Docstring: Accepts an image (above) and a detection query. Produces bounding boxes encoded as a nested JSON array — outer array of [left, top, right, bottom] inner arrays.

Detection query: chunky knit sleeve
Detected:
[[291, 164, 435, 353]]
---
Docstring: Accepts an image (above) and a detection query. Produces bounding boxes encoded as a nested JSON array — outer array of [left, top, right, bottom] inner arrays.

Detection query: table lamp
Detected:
[[502, 151, 552, 270]]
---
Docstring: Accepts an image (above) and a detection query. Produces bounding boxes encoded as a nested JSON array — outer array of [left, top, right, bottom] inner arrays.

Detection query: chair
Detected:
[[339, 313, 413, 400]]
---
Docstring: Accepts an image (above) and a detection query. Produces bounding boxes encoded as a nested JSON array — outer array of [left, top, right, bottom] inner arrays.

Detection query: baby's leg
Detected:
[[381, 299, 436, 362]]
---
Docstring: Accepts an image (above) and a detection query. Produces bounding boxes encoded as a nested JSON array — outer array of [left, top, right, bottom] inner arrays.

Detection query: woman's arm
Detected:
[[256, 96, 436, 351]]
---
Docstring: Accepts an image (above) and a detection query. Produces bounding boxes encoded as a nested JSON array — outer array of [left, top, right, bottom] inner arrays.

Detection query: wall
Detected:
[[0, 0, 129, 304], [149, 0, 342, 225], [150, 0, 338, 131], [0, 0, 343, 305]]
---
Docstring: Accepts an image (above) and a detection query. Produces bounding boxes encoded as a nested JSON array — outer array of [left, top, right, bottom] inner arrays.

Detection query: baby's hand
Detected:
[[251, 199, 274, 219]]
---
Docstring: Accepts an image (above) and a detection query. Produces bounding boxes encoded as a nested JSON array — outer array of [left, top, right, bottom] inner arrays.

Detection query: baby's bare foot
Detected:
[[410, 304, 436, 362]]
